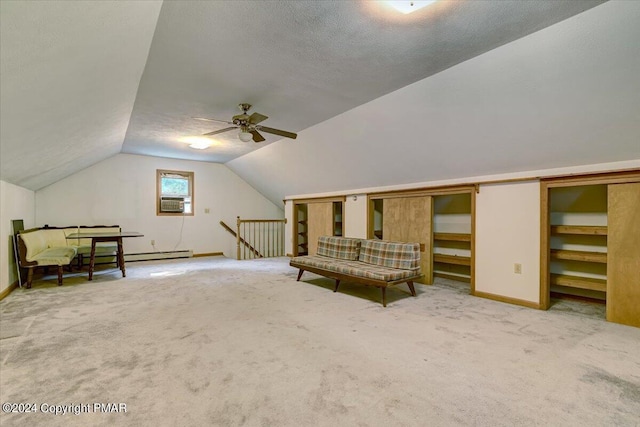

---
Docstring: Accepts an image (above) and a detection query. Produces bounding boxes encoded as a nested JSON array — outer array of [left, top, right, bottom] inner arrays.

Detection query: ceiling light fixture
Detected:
[[189, 141, 211, 150], [239, 129, 253, 142], [180, 136, 214, 150], [387, 0, 436, 14]]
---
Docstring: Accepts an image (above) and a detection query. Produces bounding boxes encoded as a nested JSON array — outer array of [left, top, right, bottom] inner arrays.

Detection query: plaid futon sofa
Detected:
[[290, 236, 423, 307]]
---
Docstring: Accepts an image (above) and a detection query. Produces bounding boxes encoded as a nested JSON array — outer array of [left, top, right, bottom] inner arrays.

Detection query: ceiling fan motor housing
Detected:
[[233, 103, 252, 125], [233, 115, 251, 124]]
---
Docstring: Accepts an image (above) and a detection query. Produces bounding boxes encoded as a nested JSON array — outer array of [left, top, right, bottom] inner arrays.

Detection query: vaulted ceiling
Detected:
[[2, 1, 638, 206]]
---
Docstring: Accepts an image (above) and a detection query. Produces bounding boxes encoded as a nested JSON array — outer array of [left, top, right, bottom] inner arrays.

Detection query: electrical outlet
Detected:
[[151, 239, 155, 246], [514, 263, 522, 274]]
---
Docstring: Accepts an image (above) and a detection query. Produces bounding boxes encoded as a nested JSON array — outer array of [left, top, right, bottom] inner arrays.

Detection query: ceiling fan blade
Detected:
[[203, 126, 237, 136], [249, 112, 268, 125], [250, 130, 266, 143], [193, 117, 233, 124], [259, 126, 297, 140]]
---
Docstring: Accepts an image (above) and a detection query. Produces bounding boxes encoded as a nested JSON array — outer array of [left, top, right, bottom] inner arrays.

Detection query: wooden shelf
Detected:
[[550, 249, 607, 263], [551, 225, 607, 236], [298, 243, 308, 248], [550, 273, 606, 292], [434, 233, 471, 242], [434, 272, 471, 283], [298, 220, 307, 224], [434, 253, 471, 266]]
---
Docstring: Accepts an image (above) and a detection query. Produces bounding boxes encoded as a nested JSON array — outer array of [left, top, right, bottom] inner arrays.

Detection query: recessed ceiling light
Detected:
[[387, 1, 436, 14]]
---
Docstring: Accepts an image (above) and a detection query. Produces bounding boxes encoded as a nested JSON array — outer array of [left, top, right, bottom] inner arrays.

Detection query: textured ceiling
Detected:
[[121, 0, 605, 162], [227, 0, 640, 205], [0, 0, 616, 193], [0, 0, 162, 190]]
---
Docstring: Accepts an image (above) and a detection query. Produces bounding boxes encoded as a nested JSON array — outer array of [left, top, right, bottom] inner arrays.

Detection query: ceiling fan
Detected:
[[194, 103, 297, 143]]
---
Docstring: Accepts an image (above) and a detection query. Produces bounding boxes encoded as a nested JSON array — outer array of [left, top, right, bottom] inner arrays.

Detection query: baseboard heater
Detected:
[[87, 250, 193, 265], [125, 250, 193, 262]]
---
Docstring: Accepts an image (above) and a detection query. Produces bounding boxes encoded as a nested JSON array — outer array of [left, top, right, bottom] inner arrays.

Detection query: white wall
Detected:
[[35, 154, 283, 258], [475, 181, 541, 304], [0, 180, 35, 292], [344, 194, 367, 239]]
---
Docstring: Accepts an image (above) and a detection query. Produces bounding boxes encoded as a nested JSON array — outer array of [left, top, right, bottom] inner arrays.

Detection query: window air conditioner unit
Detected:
[[160, 197, 185, 213]]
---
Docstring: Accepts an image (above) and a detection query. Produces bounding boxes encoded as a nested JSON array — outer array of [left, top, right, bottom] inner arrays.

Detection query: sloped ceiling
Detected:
[[0, 1, 162, 190], [120, 0, 604, 163], [227, 0, 640, 205], [1, 0, 610, 193]]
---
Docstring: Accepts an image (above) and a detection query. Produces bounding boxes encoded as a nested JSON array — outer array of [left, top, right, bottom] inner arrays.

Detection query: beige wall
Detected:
[[35, 154, 283, 258], [344, 194, 367, 239], [0, 180, 35, 292], [475, 181, 541, 304]]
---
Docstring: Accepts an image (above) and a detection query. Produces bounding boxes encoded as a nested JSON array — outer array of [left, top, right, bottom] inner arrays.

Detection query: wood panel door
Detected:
[[383, 196, 433, 284], [607, 182, 640, 327], [307, 202, 334, 255]]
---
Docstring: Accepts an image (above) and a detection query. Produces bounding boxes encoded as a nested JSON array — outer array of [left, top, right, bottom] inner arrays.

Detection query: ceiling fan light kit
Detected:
[[239, 131, 253, 142], [195, 103, 297, 143]]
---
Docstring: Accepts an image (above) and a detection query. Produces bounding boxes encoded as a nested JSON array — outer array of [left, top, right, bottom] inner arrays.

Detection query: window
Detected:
[[157, 169, 194, 216]]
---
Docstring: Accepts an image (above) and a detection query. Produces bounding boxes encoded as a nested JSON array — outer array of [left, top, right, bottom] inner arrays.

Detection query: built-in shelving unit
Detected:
[[432, 194, 472, 284], [547, 184, 608, 301], [292, 196, 346, 256], [296, 205, 308, 256], [333, 201, 343, 237], [366, 187, 474, 287], [372, 199, 383, 240], [542, 172, 640, 328]]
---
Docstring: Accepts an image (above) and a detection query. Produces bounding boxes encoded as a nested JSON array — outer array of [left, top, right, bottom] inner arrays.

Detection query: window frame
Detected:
[[156, 169, 195, 216]]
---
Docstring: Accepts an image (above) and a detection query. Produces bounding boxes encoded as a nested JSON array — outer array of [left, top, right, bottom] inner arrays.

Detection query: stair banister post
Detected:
[[236, 216, 241, 260]]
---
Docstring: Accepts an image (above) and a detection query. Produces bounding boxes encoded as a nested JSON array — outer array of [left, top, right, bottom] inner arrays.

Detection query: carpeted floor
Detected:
[[1, 256, 639, 426]]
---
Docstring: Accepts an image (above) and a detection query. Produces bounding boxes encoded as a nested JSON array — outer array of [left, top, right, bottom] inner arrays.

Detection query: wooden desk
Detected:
[[66, 232, 143, 280]]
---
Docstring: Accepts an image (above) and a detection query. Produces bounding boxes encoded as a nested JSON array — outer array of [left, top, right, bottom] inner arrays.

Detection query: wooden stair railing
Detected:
[[219, 221, 263, 258], [236, 217, 286, 260]]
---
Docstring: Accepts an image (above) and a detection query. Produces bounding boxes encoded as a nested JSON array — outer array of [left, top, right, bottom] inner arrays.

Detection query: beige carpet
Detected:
[[1, 256, 639, 427]]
